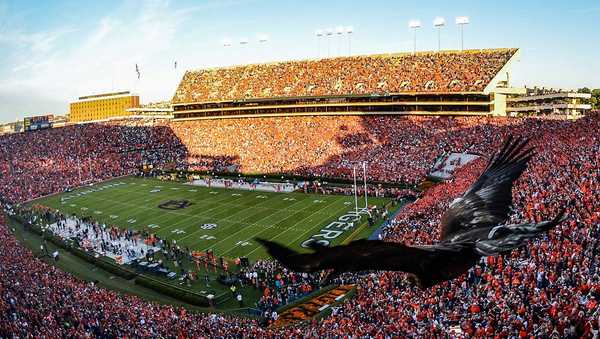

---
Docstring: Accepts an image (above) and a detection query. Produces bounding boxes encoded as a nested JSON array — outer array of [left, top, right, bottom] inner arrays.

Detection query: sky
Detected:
[[0, 0, 598, 123]]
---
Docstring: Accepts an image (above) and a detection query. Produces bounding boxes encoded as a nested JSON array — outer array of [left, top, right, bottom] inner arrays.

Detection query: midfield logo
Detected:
[[158, 199, 193, 210]]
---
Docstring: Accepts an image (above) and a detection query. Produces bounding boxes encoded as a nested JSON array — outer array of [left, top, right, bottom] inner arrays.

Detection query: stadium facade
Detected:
[[507, 89, 592, 117], [171, 48, 523, 120]]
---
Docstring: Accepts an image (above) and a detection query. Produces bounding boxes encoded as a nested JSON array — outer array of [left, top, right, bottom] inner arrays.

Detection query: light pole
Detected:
[[258, 34, 269, 61], [335, 25, 344, 56], [325, 28, 333, 57], [433, 17, 446, 52], [346, 26, 354, 55], [456, 16, 470, 51], [222, 38, 232, 65], [408, 20, 421, 54], [315, 29, 323, 58]]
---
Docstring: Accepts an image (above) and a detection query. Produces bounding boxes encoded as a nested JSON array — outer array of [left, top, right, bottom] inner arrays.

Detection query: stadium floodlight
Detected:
[[335, 26, 344, 56], [258, 34, 269, 43], [408, 20, 422, 29], [325, 28, 334, 57], [433, 17, 446, 51], [408, 20, 421, 54], [455, 16, 470, 51], [222, 38, 232, 47], [346, 26, 354, 55], [315, 29, 324, 58], [455, 16, 470, 25]]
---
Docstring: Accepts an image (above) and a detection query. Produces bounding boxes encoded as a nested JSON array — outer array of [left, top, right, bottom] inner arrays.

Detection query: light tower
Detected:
[[315, 29, 324, 57], [335, 25, 344, 56], [455, 16, 470, 51], [408, 20, 421, 54], [257, 34, 269, 61], [346, 26, 354, 55], [433, 17, 446, 51], [325, 28, 334, 57]]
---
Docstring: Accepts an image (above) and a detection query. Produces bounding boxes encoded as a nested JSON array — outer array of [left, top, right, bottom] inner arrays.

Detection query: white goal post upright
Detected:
[[353, 165, 359, 215], [363, 161, 368, 209]]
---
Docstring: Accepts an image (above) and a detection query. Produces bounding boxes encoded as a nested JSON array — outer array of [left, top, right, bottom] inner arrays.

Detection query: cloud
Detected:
[[0, 0, 195, 121], [0, 26, 75, 53]]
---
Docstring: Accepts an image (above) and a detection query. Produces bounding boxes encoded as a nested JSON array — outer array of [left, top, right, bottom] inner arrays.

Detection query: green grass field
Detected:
[[31, 176, 391, 261]]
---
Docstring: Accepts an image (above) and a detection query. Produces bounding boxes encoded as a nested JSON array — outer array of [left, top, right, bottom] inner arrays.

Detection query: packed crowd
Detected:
[[173, 48, 517, 103], [0, 112, 598, 337], [170, 115, 525, 184], [0, 119, 186, 203], [320, 113, 600, 337], [240, 260, 324, 323]]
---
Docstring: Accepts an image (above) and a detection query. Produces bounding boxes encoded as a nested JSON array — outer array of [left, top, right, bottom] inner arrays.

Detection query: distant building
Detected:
[[0, 121, 22, 134], [507, 88, 592, 118], [69, 91, 140, 123]]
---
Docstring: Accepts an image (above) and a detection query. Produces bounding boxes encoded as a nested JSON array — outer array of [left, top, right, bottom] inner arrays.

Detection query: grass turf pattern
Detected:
[[32, 177, 390, 261]]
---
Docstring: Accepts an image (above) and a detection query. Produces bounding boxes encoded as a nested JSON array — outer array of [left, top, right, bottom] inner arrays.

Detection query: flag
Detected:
[[174, 61, 177, 69], [135, 64, 140, 79]]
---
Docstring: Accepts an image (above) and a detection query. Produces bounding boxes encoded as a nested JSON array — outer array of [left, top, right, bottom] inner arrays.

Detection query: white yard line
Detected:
[[233, 197, 342, 257]]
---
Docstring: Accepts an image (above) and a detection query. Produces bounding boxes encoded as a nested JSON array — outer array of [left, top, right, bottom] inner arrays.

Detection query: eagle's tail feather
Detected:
[[475, 210, 566, 256], [255, 238, 316, 272]]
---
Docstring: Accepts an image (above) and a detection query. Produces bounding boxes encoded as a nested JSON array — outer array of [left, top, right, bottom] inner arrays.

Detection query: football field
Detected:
[[31, 177, 391, 260]]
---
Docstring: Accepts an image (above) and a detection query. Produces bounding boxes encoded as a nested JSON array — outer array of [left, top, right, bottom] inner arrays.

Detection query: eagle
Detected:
[[256, 136, 565, 288]]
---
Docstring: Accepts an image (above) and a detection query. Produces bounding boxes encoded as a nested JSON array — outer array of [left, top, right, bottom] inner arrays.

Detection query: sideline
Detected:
[[24, 174, 134, 204], [367, 198, 414, 240]]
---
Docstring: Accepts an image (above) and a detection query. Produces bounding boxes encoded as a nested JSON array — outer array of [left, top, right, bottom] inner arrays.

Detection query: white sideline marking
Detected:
[[319, 304, 330, 311]]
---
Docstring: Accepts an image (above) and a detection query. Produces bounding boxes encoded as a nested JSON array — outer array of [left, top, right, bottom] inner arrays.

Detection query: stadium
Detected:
[[1, 3, 599, 338]]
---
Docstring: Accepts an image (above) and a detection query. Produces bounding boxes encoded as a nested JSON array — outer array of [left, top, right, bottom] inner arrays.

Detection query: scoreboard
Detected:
[[24, 114, 53, 132]]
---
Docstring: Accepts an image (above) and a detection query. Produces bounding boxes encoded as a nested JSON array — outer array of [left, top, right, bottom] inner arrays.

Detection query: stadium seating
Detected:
[[173, 49, 517, 103], [0, 112, 598, 337]]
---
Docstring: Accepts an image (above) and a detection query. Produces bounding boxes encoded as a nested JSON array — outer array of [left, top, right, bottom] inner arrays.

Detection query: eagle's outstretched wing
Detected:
[[255, 238, 478, 288], [440, 136, 534, 240]]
